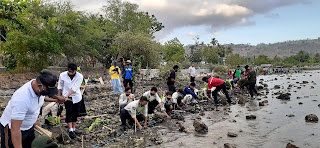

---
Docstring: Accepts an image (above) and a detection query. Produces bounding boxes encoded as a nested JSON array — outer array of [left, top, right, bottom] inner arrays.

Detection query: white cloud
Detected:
[[187, 32, 196, 36], [214, 32, 222, 37], [215, 4, 251, 17], [53, 0, 311, 40]]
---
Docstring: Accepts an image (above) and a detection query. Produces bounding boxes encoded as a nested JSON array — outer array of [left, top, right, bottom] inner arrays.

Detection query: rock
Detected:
[[302, 81, 309, 84], [311, 86, 314, 89], [153, 112, 167, 121], [259, 102, 265, 106], [133, 138, 144, 147], [193, 119, 208, 134], [172, 113, 185, 121], [246, 115, 256, 120], [224, 143, 237, 148], [257, 86, 263, 90], [305, 114, 319, 122], [286, 143, 299, 148], [274, 78, 278, 80], [238, 97, 246, 105], [199, 112, 205, 116], [177, 122, 190, 133], [276, 93, 291, 100], [227, 132, 238, 137], [274, 85, 281, 89], [298, 102, 303, 105], [0, 102, 7, 110], [286, 114, 295, 117], [318, 104, 320, 107]]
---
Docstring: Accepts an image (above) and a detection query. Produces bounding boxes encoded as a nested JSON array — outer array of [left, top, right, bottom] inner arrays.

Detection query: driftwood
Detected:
[[35, 125, 52, 138]]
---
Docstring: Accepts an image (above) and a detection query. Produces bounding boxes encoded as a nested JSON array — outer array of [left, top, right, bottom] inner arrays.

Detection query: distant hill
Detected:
[[224, 37, 320, 58]]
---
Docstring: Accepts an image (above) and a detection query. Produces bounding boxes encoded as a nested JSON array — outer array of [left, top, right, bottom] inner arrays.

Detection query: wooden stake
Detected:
[[82, 135, 84, 148]]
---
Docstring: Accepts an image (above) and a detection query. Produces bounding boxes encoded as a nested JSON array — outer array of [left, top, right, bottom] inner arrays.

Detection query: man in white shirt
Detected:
[[172, 89, 186, 110], [57, 63, 84, 139], [0, 71, 59, 148], [143, 87, 171, 119], [188, 63, 196, 82], [119, 87, 135, 110], [120, 96, 148, 131]]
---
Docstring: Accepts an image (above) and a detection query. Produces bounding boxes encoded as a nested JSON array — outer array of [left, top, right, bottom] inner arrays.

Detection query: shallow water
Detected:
[[156, 71, 320, 148]]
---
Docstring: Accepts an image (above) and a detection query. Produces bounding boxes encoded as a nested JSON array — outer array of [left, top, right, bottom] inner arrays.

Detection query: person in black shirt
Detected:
[[167, 65, 179, 92]]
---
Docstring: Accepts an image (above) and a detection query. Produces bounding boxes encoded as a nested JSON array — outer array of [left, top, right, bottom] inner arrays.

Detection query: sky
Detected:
[[54, 0, 320, 45]]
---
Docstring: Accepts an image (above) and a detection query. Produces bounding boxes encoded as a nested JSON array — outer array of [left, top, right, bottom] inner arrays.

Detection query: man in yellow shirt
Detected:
[[109, 62, 123, 95]]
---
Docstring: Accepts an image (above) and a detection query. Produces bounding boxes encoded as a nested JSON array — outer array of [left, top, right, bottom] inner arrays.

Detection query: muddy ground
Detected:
[[0, 70, 319, 148]]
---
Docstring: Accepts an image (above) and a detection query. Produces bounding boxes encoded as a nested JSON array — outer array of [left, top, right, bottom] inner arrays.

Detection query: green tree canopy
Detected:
[[163, 38, 185, 62]]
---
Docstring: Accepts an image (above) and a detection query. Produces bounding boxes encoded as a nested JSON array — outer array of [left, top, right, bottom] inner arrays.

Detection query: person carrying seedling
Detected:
[[119, 87, 135, 110], [172, 89, 187, 110], [143, 87, 171, 119]]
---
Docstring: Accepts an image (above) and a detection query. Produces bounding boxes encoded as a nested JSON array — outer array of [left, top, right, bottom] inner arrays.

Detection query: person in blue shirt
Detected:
[[122, 59, 134, 89], [183, 82, 199, 104]]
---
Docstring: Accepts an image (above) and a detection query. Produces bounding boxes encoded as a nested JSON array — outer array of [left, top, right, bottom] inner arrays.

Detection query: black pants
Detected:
[[248, 82, 258, 98], [190, 77, 195, 82], [120, 109, 145, 126], [212, 82, 231, 104], [65, 100, 81, 123], [123, 79, 133, 89], [148, 100, 159, 114], [168, 85, 176, 92], [164, 103, 172, 113], [78, 98, 87, 117], [1, 124, 35, 148]]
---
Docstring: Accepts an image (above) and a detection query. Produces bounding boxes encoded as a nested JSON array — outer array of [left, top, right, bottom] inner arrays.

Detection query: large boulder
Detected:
[[246, 115, 256, 120], [227, 132, 238, 137], [276, 93, 291, 100], [224, 143, 237, 148], [286, 143, 299, 148], [193, 119, 208, 134], [305, 114, 319, 123], [238, 97, 246, 105]]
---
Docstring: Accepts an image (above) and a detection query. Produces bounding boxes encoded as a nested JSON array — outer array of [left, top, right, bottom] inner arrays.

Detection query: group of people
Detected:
[[230, 65, 259, 98], [119, 63, 238, 131], [0, 60, 260, 147], [0, 63, 86, 148]]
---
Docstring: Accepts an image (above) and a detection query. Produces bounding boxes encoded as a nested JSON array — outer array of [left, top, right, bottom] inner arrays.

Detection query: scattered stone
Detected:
[[199, 112, 205, 116], [227, 132, 238, 137], [177, 122, 191, 133], [246, 115, 256, 120], [276, 93, 291, 100], [318, 104, 320, 107], [224, 143, 237, 148], [286, 143, 299, 148], [263, 84, 268, 88], [311, 86, 314, 89], [305, 114, 319, 123], [153, 112, 167, 122], [286, 114, 295, 117], [238, 97, 246, 105], [229, 119, 237, 123], [302, 81, 309, 84], [274, 85, 281, 89], [298, 102, 303, 105], [193, 119, 208, 134], [274, 78, 278, 80], [259, 102, 265, 106], [257, 86, 263, 90], [297, 97, 301, 99]]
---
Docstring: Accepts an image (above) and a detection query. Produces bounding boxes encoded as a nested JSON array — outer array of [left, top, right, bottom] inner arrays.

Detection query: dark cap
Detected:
[[140, 96, 149, 102], [39, 70, 58, 97], [190, 82, 196, 86], [237, 65, 240, 67], [245, 65, 249, 69]]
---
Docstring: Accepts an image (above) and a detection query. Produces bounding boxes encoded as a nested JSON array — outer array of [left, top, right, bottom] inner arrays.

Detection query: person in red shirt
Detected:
[[202, 77, 231, 106]]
